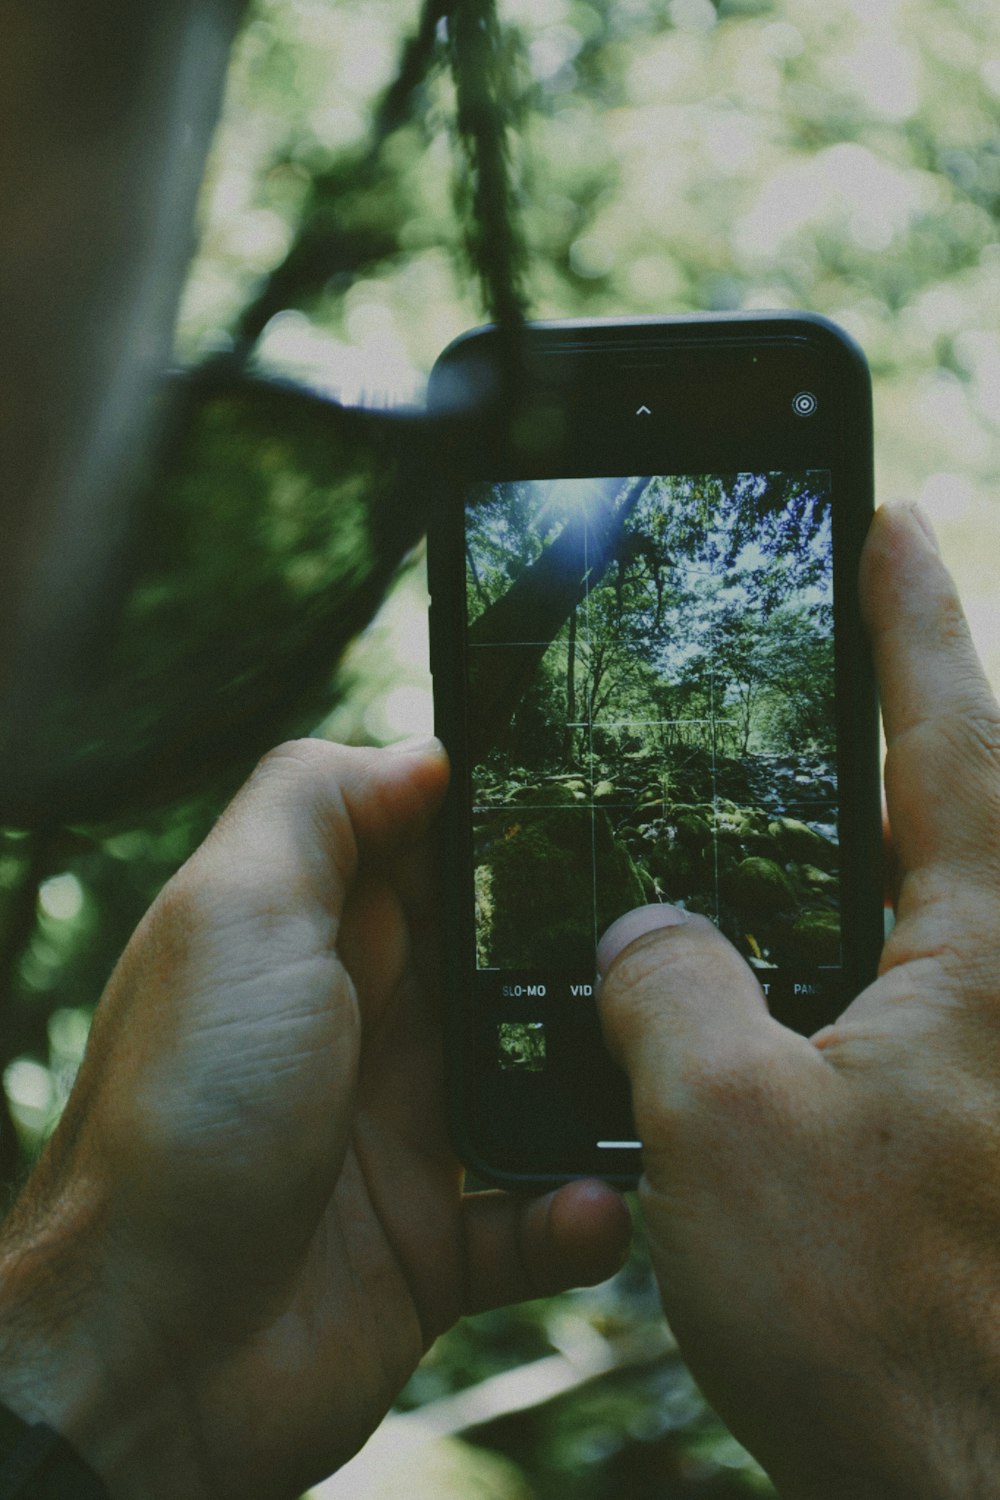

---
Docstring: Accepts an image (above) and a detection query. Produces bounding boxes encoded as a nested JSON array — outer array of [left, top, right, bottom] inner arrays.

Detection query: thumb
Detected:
[[596, 905, 823, 1170]]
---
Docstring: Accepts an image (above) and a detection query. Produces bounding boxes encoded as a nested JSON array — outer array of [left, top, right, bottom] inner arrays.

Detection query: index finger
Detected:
[[186, 737, 450, 929], [860, 502, 1000, 904]]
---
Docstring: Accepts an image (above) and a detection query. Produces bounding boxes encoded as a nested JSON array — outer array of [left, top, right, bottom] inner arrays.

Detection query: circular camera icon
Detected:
[[792, 390, 818, 418]]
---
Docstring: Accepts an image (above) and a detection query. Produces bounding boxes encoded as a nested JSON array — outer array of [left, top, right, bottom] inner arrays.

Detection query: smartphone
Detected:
[[427, 313, 882, 1189]]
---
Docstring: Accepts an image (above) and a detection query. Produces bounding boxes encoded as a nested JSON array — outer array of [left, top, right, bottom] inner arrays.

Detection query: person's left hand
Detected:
[[0, 740, 629, 1500]]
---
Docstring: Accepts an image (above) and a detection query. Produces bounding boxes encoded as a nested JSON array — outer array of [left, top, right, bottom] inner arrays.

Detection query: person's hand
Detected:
[[0, 740, 629, 1500], [597, 502, 1000, 1500]]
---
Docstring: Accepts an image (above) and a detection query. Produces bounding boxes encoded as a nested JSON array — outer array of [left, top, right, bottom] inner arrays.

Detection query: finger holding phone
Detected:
[[598, 502, 1000, 1500]]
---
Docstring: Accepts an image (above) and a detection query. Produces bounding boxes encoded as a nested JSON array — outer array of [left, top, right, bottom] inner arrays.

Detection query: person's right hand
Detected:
[[597, 502, 1000, 1500]]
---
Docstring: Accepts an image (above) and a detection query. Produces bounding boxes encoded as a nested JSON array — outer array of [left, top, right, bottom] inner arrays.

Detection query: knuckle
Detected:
[[938, 939, 1000, 1007], [256, 737, 339, 784], [894, 709, 997, 788], [666, 1032, 772, 1119], [878, 881, 1000, 1011], [688, 1044, 781, 1119], [892, 708, 1000, 881], [635, 1043, 783, 1176], [943, 702, 1000, 773], [249, 739, 354, 855]]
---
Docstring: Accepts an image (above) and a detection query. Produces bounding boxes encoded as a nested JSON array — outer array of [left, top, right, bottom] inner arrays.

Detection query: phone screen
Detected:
[[468, 464, 837, 982], [430, 316, 880, 1184], [462, 466, 838, 1161]]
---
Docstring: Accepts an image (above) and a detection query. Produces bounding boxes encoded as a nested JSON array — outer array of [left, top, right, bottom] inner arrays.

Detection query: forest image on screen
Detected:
[[465, 471, 839, 981]]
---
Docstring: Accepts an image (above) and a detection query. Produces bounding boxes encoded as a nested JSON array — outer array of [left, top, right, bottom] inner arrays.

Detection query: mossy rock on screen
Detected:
[[481, 807, 645, 968], [768, 817, 838, 871], [711, 807, 749, 837], [799, 862, 839, 895], [508, 780, 582, 806], [786, 909, 841, 965], [647, 841, 696, 891], [724, 857, 797, 919], [674, 812, 713, 853], [664, 744, 756, 805], [739, 831, 783, 861], [648, 838, 724, 897], [664, 802, 697, 820]]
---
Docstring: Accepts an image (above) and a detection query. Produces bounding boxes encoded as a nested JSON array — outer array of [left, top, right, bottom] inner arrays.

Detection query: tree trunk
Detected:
[[468, 477, 648, 764], [0, 0, 245, 806], [562, 604, 577, 764]]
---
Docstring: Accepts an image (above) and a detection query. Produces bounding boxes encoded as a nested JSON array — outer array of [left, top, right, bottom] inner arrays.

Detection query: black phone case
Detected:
[[428, 313, 881, 1191]]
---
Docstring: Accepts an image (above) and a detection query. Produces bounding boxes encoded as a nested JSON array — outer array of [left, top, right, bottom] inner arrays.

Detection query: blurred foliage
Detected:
[[5, 382, 438, 827], [3, 0, 1000, 1494]]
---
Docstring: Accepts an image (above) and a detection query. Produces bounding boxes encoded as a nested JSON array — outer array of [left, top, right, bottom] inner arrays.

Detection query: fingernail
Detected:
[[385, 734, 445, 756], [596, 903, 687, 977]]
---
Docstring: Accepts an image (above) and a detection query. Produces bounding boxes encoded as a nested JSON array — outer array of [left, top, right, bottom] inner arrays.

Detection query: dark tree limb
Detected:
[[468, 477, 649, 763], [234, 0, 448, 353]]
